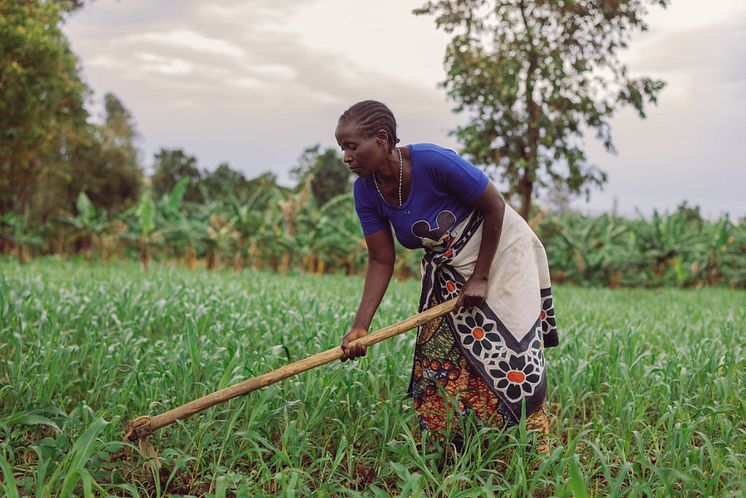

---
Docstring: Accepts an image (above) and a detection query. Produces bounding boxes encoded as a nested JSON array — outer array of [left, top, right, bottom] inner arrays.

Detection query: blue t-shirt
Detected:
[[354, 143, 489, 250]]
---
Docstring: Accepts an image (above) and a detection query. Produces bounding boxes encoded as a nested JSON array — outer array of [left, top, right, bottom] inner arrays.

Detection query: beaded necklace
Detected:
[[372, 147, 403, 207]]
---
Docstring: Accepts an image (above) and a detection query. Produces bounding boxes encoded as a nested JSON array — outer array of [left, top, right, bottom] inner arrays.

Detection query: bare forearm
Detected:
[[472, 200, 505, 280], [352, 258, 394, 330]]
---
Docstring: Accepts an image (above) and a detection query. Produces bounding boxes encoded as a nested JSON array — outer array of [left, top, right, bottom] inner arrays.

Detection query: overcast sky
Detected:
[[63, 0, 746, 218]]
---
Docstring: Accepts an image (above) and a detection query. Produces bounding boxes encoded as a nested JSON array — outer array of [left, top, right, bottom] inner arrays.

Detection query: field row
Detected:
[[0, 259, 744, 496]]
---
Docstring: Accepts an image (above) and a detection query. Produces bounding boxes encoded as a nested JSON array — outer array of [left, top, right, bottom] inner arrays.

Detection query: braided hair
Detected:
[[338, 100, 400, 151]]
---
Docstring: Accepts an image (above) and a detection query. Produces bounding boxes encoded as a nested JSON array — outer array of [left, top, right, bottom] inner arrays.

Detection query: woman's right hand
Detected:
[[341, 327, 368, 362]]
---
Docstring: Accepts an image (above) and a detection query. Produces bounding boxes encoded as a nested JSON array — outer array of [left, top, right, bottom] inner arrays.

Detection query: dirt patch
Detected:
[[352, 462, 377, 490]]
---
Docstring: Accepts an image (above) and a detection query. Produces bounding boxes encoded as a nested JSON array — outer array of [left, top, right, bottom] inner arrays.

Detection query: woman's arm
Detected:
[[455, 182, 506, 311], [341, 227, 396, 361]]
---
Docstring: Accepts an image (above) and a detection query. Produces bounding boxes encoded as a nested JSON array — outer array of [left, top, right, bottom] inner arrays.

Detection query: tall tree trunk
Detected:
[[346, 256, 356, 276], [519, 0, 539, 221], [102, 236, 112, 264], [279, 252, 291, 275], [186, 244, 196, 271], [17, 244, 27, 265], [519, 172, 534, 220], [206, 247, 216, 270], [234, 239, 244, 272]]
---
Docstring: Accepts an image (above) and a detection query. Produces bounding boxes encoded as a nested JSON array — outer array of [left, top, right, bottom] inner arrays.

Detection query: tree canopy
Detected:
[[291, 145, 351, 207], [415, 0, 668, 218], [151, 149, 203, 204], [0, 0, 90, 215]]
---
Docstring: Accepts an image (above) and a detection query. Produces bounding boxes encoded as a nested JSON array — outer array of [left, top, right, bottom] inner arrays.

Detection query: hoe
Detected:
[[125, 298, 458, 464]]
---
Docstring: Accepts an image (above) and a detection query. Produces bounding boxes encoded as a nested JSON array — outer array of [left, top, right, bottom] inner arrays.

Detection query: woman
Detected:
[[336, 100, 558, 438]]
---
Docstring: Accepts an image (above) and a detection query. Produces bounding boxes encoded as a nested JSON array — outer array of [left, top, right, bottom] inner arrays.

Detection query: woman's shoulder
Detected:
[[408, 143, 462, 166], [409, 143, 478, 175], [409, 143, 456, 155]]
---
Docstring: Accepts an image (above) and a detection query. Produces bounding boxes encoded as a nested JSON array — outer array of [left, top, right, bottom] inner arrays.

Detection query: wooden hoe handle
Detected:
[[125, 298, 458, 441]]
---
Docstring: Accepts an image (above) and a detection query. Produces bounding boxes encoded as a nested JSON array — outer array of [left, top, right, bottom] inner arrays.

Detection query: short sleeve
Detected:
[[427, 148, 489, 203], [353, 179, 389, 235]]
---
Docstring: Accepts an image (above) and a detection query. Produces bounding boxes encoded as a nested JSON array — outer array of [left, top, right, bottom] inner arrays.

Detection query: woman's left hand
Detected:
[[455, 274, 488, 311]]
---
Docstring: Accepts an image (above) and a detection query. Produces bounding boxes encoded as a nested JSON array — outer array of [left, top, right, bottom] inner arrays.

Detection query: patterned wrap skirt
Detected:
[[409, 204, 559, 433]]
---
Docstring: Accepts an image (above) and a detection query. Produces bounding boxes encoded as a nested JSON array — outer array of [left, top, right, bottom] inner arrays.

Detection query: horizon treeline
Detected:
[[1, 1, 744, 288]]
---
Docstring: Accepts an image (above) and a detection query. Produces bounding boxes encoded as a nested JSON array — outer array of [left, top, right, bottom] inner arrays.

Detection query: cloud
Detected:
[[577, 13, 746, 217], [123, 30, 245, 58], [137, 53, 195, 75], [70, 1, 414, 101], [63, 0, 745, 216], [64, 0, 455, 181]]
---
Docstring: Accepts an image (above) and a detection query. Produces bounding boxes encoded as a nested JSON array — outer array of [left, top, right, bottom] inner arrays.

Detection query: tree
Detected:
[[151, 149, 203, 203], [102, 93, 138, 151], [0, 0, 90, 215], [0, 1, 142, 230], [69, 93, 143, 214], [415, 0, 667, 219], [245, 172, 291, 209], [30, 93, 143, 231], [52, 0, 91, 12], [61, 192, 105, 256], [0, 209, 45, 264], [291, 145, 351, 207], [201, 162, 252, 204], [94, 93, 143, 211]]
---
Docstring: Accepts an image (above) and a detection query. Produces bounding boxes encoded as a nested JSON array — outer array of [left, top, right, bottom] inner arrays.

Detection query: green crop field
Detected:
[[1, 259, 744, 497]]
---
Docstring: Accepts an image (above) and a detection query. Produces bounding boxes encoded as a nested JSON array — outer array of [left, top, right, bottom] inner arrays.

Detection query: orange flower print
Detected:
[[438, 268, 462, 300], [490, 352, 542, 403], [455, 310, 502, 357]]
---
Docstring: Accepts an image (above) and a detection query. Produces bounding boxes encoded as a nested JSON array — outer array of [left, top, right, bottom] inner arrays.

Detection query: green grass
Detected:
[[0, 257, 744, 497]]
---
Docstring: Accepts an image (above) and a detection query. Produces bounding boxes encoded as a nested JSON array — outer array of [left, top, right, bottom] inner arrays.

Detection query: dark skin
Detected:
[[335, 119, 506, 361]]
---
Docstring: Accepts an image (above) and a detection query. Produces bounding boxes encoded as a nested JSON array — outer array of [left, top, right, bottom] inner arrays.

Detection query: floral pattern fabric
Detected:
[[410, 208, 559, 432]]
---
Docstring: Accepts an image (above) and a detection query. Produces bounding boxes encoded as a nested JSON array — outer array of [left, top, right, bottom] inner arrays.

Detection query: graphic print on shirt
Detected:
[[411, 210, 457, 251]]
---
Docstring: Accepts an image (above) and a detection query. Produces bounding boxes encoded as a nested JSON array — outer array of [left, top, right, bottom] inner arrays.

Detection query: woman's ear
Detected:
[[375, 129, 388, 147]]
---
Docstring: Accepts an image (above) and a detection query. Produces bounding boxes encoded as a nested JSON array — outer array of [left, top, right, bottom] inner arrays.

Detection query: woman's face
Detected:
[[335, 119, 386, 177]]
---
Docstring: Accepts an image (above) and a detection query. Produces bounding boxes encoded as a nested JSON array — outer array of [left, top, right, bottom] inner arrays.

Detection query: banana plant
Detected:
[[272, 176, 314, 274], [631, 210, 703, 286], [0, 209, 45, 264], [229, 187, 282, 271], [542, 212, 633, 286], [159, 213, 206, 271], [313, 193, 367, 275], [718, 220, 746, 287], [697, 216, 740, 286], [118, 188, 160, 272], [206, 210, 238, 270], [156, 178, 204, 269], [59, 192, 111, 261], [179, 202, 239, 271]]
